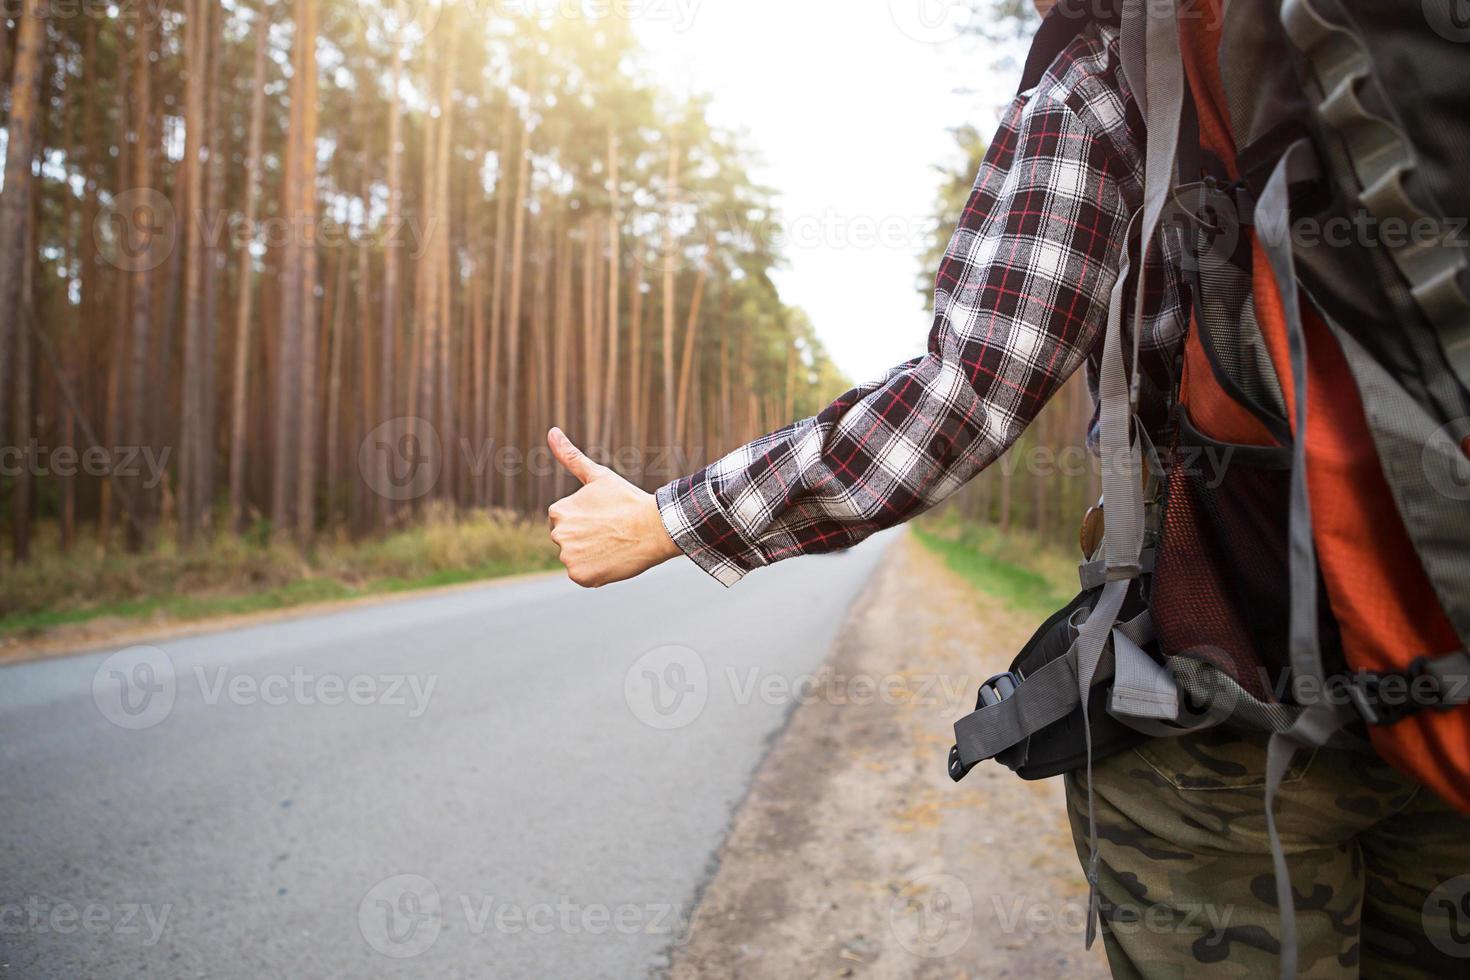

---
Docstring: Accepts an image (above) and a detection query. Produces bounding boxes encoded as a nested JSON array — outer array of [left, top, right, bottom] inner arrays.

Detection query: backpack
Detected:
[[945, 1, 1470, 973]]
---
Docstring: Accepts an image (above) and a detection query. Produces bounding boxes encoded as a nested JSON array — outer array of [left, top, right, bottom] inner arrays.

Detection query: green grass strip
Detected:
[[912, 524, 1076, 616]]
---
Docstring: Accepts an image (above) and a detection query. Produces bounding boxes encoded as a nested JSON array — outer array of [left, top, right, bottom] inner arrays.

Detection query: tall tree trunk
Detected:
[[101, 47, 132, 546], [353, 236, 372, 532], [0, 0, 45, 482], [57, 56, 79, 554], [295, 0, 321, 545], [501, 126, 530, 510], [673, 239, 710, 448], [178, 0, 212, 545], [531, 219, 552, 505], [627, 259, 644, 471], [469, 125, 490, 505], [0, 4, 9, 99], [125, 14, 155, 552], [199, 1, 227, 531], [378, 3, 406, 524], [719, 325, 730, 447], [79, 16, 102, 531], [483, 101, 513, 507], [580, 216, 597, 443], [325, 247, 349, 524], [272, 0, 306, 535], [431, 27, 456, 503], [229, 6, 269, 531], [783, 343, 796, 426], [599, 127, 620, 451], [660, 129, 680, 452], [552, 219, 573, 497], [13, 194, 38, 561], [408, 110, 437, 428]]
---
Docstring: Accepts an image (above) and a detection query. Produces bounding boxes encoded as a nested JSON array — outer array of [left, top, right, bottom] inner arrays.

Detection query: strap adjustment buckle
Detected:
[[947, 671, 1022, 782], [977, 670, 1020, 709], [1344, 657, 1457, 727]]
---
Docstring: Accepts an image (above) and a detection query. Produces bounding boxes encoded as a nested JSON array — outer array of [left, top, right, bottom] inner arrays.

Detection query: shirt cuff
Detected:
[[656, 471, 769, 587]]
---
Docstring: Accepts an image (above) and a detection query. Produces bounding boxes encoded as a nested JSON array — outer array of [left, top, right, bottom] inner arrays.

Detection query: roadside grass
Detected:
[[912, 515, 1078, 617], [0, 505, 560, 643]]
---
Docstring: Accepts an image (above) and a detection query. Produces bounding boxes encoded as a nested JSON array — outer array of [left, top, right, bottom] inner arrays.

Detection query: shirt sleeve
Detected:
[[658, 83, 1143, 587]]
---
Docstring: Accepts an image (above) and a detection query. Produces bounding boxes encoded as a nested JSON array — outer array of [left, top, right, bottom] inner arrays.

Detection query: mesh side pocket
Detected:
[[1150, 412, 1293, 701]]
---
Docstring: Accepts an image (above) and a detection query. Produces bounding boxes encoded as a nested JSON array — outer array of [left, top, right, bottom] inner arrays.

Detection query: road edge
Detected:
[[0, 567, 566, 668], [653, 530, 905, 975]]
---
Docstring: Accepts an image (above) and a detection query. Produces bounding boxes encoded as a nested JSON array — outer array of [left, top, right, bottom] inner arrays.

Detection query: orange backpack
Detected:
[[947, 1, 1470, 973], [1157, 0, 1470, 811]]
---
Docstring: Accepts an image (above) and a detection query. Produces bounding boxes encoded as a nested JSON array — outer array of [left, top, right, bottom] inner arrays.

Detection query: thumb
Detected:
[[548, 427, 605, 485]]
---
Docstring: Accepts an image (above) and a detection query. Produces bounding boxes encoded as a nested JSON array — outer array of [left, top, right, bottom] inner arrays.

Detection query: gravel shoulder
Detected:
[[669, 532, 1111, 979]]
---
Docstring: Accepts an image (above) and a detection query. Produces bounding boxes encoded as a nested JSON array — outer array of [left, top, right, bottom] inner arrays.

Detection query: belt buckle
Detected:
[[977, 670, 1019, 709]]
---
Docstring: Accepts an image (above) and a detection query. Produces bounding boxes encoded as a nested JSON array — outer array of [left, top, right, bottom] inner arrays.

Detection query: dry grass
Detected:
[[0, 504, 559, 640]]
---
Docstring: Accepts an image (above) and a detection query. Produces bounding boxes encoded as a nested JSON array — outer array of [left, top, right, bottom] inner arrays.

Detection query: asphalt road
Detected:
[[0, 530, 897, 979]]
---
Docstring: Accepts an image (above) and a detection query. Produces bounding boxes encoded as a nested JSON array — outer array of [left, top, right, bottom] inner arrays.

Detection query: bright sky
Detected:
[[636, 1, 1022, 383]]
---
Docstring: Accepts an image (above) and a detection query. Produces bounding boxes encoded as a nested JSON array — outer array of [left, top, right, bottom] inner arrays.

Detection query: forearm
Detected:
[[655, 336, 1083, 585]]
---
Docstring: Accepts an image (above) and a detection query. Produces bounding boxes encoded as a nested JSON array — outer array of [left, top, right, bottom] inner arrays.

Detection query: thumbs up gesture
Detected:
[[546, 428, 682, 588]]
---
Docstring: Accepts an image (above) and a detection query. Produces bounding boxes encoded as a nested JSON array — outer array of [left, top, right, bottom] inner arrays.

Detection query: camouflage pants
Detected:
[[1064, 726, 1470, 978]]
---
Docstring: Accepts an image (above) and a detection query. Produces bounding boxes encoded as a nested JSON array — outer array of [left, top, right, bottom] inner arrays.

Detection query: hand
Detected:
[[546, 427, 682, 588]]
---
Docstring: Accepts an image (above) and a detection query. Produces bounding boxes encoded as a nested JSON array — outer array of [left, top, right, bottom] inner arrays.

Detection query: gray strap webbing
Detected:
[[1110, 627, 1179, 721], [1115, 607, 1153, 649], [951, 607, 1160, 770], [1098, 212, 1147, 580], [1258, 140, 1327, 703], [952, 650, 1086, 769], [1263, 698, 1357, 979], [1080, 0, 1186, 948], [1079, 548, 1156, 591], [1075, 577, 1129, 949], [1257, 139, 1353, 980], [1119, 0, 1148, 120]]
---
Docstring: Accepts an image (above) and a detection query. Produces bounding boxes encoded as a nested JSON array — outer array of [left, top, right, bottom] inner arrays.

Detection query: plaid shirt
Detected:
[[658, 21, 1189, 587]]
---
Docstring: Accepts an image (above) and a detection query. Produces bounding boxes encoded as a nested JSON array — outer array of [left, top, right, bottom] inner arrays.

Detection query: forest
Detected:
[[0, 0, 849, 567], [0, 0, 1101, 641]]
